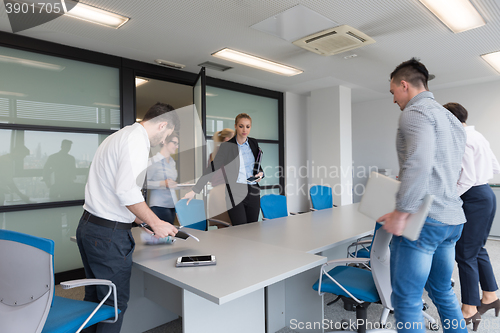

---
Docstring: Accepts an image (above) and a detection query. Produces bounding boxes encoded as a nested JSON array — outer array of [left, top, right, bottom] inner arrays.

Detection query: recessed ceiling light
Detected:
[[481, 51, 500, 74], [212, 48, 303, 76], [418, 0, 485, 33], [63, 0, 129, 29], [135, 78, 149, 87]]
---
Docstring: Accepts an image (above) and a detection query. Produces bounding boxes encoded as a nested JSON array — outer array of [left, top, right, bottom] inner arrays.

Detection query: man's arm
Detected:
[[378, 210, 410, 236], [382, 109, 434, 235], [457, 143, 475, 196], [396, 109, 435, 214], [126, 201, 177, 238]]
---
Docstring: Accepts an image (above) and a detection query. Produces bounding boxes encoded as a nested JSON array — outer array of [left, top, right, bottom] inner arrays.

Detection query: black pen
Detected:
[[139, 222, 155, 235]]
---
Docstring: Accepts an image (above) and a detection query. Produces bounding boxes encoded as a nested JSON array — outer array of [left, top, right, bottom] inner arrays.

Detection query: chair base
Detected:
[[329, 302, 397, 333], [342, 296, 361, 312]]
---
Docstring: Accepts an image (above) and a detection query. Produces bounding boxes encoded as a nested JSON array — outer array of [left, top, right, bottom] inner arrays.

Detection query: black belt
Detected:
[[82, 210, 133, 230]]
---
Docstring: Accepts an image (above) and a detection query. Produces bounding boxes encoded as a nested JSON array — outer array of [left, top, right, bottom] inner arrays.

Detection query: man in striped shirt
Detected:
[[378, 58, 467, 332]]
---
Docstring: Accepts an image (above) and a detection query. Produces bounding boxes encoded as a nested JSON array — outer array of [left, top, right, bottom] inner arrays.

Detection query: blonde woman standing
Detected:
[[183, 113, 264, 225]]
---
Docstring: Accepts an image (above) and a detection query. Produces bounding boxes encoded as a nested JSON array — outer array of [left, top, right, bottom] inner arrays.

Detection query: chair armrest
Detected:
[[61, 279, 120, 331], [350, 240, 372, 246], [357, 234, 373, 242], [323, 257, 370, 268], [60, 279, 114, 289], [207, 218, 231, 228]]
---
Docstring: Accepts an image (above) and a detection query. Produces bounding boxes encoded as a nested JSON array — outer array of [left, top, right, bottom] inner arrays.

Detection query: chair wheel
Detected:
[[451, 281, 455, 287], [341, 319, 350, 330], [422, 302, 429, 311], [429, 322, 439, 331]]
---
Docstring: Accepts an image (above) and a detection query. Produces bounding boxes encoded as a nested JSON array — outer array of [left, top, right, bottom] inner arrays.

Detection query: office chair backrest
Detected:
[[310, 185, 333, 210], [0, 229, 54, 333], [260, 194, 288, 219], [175, 199, 207, 230], [370, 227, 393, 310]]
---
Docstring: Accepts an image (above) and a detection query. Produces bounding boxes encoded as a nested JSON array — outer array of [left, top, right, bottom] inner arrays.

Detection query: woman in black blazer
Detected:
[[183, 113, 264, 225]]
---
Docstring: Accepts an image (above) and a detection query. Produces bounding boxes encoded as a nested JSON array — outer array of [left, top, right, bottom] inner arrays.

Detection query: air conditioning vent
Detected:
[[293, 25, 375, 56]]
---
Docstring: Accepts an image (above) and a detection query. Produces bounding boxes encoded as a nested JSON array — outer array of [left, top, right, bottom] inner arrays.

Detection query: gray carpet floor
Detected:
[[56, 239, 500, 332]]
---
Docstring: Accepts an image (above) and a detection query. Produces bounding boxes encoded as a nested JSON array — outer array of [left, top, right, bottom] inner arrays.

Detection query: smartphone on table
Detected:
[[176, 255, 216, 267]]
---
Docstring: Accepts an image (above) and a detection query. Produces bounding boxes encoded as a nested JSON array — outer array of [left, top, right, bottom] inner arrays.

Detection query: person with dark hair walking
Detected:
[[443, 102, 500, 330], [378, 59, 467, 332]]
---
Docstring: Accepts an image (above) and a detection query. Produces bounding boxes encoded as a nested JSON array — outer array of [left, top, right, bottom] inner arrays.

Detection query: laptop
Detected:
[[358, 171, 434, 241]]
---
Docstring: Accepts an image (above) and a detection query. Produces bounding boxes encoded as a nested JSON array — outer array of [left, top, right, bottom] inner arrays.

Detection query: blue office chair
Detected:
[[313, 228, 395, 332], [347, 223, 383, 260], [313, 227, 438, 332], [260, 194, 296, 220], [0, 229, 120, 333], [309, 185, 336, 210], [175, 199, 231, 230]]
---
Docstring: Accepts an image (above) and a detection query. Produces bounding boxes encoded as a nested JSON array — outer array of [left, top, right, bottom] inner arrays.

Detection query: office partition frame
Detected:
[[0, 30, 285, 215]]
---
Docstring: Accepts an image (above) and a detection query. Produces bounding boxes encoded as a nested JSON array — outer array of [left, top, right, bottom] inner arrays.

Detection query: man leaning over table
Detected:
[[76, 102, 179, 333]]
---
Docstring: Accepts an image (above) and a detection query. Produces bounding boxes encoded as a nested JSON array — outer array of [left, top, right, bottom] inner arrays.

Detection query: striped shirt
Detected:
[[396, 91, 466, 225]]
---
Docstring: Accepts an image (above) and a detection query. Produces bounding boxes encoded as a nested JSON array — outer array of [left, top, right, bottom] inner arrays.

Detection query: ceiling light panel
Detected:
[[418, 0, 485, 33], [63, 0, 129, 29], [212, 48, 303, 76], [481, 51, 500, 74]]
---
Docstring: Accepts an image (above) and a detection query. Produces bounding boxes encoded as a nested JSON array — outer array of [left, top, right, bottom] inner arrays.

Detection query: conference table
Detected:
[[122, 203, 375, 333]]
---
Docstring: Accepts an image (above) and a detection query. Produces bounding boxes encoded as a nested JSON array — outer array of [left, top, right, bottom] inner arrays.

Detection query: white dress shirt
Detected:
[[457, 126, 500, 196], [84, 123, 150, 223]]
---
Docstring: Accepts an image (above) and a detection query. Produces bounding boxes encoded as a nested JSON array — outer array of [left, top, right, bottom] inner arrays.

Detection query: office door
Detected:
[[192, 67, 206, 183]]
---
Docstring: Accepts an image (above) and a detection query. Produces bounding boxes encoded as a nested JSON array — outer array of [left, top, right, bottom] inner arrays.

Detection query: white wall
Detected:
[[351, 79, 500, 202], [284, 92, 309, 213], [308, 86, 353, 206]]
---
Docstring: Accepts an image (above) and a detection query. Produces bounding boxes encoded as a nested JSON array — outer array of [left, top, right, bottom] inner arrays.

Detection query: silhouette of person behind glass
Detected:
[[43, 139, 77, 200], [0, 145, 30, 206]]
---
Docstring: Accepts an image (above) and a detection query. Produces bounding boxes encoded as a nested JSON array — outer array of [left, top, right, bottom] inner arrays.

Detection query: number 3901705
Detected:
[[5, 2, 63, 14]]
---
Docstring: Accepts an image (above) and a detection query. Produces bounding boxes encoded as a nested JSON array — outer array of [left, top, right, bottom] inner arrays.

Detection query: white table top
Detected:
[[214, 203, 375, 254], [131, 227, 326, 305]]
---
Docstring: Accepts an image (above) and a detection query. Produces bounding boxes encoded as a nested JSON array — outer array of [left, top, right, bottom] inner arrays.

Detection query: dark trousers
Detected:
[[227, 184, 260, 225], [76, 215, 135, 333], [150, 206, 175, 225], [456, 184, 498, 306]]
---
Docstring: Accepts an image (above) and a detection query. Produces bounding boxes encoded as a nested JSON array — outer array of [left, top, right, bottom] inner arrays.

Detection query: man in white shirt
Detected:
[[444, 102, 500, 330], [76, 102, 179, 333]]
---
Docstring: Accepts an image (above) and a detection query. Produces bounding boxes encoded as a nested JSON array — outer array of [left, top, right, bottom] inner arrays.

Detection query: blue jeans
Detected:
[[391, 218, 466, 333], [76, 215, 135, 333]]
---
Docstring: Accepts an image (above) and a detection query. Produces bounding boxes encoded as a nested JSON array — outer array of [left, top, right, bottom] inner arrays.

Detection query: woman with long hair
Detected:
[[183, 113, 264, 225]]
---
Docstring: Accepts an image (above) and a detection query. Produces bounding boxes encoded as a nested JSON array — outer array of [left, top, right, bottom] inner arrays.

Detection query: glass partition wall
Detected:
[[0, 45, 119, 273], [205, 84, 283, 221], [0, 34, 284, 276]]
